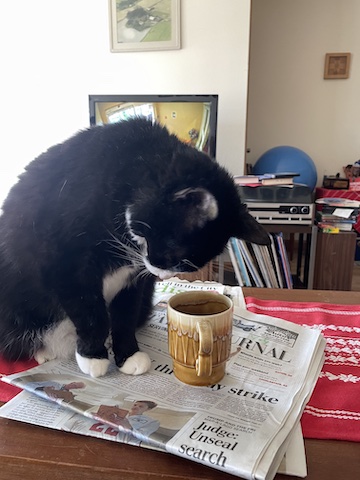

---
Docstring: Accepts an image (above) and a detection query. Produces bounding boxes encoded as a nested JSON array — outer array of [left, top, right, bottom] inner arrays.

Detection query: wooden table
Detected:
[[0, 288, 359, 480]]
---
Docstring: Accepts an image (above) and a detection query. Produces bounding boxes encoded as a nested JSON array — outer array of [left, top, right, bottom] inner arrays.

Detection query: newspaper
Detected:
[[0, 280, 325, 480]]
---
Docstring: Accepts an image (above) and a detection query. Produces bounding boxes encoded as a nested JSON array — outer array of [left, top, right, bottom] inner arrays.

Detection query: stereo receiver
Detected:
[[237, 184, 314, 225]]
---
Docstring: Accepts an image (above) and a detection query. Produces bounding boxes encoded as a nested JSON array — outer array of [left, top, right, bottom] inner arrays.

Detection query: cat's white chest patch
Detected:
[[102, 266, 134, 304]]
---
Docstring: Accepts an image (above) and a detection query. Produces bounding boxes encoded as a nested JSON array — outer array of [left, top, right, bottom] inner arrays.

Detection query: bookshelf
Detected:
[[182, 225, 355, 291]]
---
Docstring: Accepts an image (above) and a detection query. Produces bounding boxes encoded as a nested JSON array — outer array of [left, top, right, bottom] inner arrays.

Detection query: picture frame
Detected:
[[324, 52, 351, 79], [109, 0, 180, 52]]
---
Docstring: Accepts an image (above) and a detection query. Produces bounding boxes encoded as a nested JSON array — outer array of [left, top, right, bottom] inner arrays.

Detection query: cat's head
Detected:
[[125, 178, 270, 280]]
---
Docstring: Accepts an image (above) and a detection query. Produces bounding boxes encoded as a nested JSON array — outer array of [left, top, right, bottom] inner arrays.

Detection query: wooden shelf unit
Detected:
[[313, 230, 356, 291]]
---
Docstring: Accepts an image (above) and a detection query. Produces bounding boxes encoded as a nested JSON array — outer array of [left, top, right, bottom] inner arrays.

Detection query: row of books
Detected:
[[228, 233, 293, 289], [233, 172, 299, 187]]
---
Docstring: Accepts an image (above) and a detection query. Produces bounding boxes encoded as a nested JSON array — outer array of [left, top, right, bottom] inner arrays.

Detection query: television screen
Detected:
[[89, 94, 218, 159]]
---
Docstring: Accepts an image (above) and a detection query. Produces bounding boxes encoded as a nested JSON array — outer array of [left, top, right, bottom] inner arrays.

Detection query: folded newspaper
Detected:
[[0, 280, 326, 480]]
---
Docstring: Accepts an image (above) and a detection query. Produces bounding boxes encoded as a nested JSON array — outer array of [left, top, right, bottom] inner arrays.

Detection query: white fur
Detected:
[[142, 258, 176, 280], [119, 351, 151, 375], [102, 266, 134, 304], [202, 191, 218, 220], [75, 352, 111, 378], [125, 209, 149, 255], [34, 318, 77, 364]]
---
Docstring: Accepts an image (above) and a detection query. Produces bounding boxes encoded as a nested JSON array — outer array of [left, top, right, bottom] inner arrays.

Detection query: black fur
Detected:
[[0, 117, 269, 373]]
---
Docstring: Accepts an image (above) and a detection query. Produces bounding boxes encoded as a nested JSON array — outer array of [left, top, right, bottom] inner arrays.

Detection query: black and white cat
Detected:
[[0, 117, 269, 378]]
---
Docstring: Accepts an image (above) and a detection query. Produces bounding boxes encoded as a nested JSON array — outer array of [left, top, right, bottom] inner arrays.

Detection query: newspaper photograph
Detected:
[[0, 280, 325, 480], [0, 389, 306, 477]]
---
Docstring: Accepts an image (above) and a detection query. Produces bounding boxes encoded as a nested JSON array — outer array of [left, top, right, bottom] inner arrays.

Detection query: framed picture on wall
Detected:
[[109, 0, 180, 52], [324, 53, 351, 79]]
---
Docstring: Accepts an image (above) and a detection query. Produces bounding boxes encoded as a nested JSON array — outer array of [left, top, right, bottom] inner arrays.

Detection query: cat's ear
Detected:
[[173, 187, 218, 229], [233, 210, 271, 245]]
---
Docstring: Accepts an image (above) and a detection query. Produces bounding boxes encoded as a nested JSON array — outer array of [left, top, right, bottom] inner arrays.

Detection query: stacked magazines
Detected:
[[0, 280, 326, 480]]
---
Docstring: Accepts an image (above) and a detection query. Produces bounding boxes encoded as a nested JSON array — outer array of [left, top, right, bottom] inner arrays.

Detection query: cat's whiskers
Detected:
[[105, 233, 146, 270], [113, 211, 127, 232], [182, 258, 200, 271], [109, 248, 144, 268], [130, 219, 151, 231], [133, 265, 153, 282]]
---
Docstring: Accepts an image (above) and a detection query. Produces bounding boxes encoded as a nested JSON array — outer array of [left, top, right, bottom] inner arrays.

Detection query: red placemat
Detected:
[[0, 358, 38, 402], [245, 296, 360, 442]]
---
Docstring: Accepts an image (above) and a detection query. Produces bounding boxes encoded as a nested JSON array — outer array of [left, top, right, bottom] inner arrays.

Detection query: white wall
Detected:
[[0, 0, 251, 205], [247, 0, 360, 186]]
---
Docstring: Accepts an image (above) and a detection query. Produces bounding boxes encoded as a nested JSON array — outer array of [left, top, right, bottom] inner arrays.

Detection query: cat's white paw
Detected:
[[119, 351, 151, 375], [75, 352, 110, 378]]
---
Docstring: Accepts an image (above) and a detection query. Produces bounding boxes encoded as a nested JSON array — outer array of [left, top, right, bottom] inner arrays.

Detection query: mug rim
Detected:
[[167, 291, 233, 318]]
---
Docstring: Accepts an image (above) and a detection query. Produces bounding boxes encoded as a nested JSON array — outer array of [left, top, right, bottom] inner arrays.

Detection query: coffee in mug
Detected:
[[167, 291, 233, 386]]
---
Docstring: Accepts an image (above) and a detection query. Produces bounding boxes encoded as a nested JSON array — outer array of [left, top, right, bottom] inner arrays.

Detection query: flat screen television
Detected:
[[89, 94, 218, 159]]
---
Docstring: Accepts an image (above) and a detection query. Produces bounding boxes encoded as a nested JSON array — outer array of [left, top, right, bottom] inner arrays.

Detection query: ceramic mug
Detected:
[[167, 291, 233, 386]]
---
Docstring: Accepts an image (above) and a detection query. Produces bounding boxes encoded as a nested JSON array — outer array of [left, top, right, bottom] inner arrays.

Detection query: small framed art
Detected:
[[324, 53, 351, 79], [109, 0, 180, 52]]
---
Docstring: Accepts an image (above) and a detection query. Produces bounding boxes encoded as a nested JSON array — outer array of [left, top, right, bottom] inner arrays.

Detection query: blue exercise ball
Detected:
[[253, 146, 318, 191]]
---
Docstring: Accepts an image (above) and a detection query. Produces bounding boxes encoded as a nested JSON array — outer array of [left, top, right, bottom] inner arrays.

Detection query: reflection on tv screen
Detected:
[[89, 95, 218, 159]]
